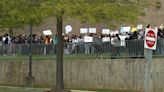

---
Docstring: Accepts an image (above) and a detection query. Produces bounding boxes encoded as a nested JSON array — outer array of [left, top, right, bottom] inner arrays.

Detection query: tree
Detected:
[[0, 0, 48, 29], [0, 0, 156, 91], [41, 0, 155, 92], [0, 0, 48, 87]]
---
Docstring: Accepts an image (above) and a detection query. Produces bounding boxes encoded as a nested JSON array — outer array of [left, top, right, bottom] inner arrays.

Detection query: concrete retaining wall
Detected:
[[0, 58, 164, 92]]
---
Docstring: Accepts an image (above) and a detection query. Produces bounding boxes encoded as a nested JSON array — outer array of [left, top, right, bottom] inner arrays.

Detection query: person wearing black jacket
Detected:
[[127, 31, 140, 57]]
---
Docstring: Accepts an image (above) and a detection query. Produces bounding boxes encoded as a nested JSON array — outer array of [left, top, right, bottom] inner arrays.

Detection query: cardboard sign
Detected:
[[84, 36, 93, 42], [110, 30, 119, 35], [131, 28, 137, 32], [159, 24, 164, 30], [65, 25, 72, 34], [89, 28, 96, 33], [120, 26, 131, 33], [43, 30, 52, 35], [102, 29, 110, 34], [80, 28, 88, 34], [102, 37, 110, 42], [137, 24, 143, 30]]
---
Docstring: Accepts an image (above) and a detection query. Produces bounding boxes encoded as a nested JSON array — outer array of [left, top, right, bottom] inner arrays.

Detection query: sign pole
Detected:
[[144, 28, 157, 92], [144, 49, 152, 92]]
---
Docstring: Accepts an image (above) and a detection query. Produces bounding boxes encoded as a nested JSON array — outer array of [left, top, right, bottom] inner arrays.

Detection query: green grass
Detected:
[[0, 53, 110, 61], [0, 53, 163, 61], [0, 55, 55, 61], [85, 89, 138, 92], [72, 88, 139, 92], [0, 87, 45, 92], [0, 87, 139, 92]]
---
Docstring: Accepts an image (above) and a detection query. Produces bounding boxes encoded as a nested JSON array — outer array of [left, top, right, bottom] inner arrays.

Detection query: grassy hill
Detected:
[[139, 0, 164, 26]]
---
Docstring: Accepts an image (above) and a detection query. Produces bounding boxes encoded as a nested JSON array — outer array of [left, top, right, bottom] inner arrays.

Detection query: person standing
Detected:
[[111, 34, 121, 58], [53, 33, 58, 54]]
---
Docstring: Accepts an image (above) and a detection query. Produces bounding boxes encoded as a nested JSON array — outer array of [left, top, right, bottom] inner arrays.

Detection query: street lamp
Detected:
[[25, 0, 39, 87], [25, 23, 35, 87], [26, 24, 35, 87]]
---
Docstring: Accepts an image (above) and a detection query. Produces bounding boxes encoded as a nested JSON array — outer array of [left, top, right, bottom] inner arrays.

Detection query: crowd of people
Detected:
[[0, 24, 164, 56], [0, 24, 163, 45], [0, 34, 44, 45]]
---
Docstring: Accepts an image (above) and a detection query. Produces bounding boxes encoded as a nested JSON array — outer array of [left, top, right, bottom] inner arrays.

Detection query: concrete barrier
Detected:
[[0, 58, 164, 92]]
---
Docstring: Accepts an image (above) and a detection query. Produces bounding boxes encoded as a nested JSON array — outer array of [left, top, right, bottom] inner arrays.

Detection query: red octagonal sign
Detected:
[[146, 30, 156, 48]]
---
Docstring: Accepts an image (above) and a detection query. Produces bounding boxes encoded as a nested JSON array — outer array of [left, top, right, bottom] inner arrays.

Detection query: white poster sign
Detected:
[[110, 30, 119, 35], [120, 26, 131, 33], [137, 24, 143, 30], [89, 28, 96, 33], [80, 28, 88, 34], [43, 30, 52, 35], [102, 37, 110, 42], [102, 29, 110, 34], [84, 36, 93, 42], [65, 25, 72, 34]]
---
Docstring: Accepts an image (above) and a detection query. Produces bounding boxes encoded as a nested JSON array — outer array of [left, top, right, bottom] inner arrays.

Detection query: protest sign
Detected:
[[137, 24, 143, 30], [89, 28, 96, 33], [102, 29, 110, 34], [102, 37, 110, 42], [43, 30, 52, 35], [84, 36, 93, 42], [120, 26, 131, 33], [110, 30, 119, 35], [131, 28, 137, 32], [80, 28, 88, 34], [65, 25, 72, 34]]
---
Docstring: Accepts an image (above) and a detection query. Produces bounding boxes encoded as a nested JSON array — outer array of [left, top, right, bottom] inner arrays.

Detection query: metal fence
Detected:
[[0, 39, 164, 58]]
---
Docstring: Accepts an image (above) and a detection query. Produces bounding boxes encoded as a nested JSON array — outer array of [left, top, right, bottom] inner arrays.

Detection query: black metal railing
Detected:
[[0, 39, 164, 58]]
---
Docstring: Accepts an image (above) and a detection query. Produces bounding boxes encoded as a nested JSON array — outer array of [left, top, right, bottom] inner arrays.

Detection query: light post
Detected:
[[25, 24, 34, 87], [29, 24, 32, 82], [25, 0, 38, 87]]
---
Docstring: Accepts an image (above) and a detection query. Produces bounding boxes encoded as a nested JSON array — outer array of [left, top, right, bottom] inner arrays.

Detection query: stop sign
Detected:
[[144, 28, 157, 50], [146, 30, 156, 47]]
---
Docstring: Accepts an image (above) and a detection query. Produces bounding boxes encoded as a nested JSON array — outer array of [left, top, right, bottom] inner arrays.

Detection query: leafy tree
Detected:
[[0, 0, 47, 31], [0, 0, 48, 87], [41, 0, 155, 92], [0, 0, 156, 91]]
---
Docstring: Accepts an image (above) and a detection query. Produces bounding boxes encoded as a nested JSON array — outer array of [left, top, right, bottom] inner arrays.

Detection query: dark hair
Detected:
[[116, 34, 120, 40], [5, 33, 8, 36], [147, 24, 150, 28], [134, 31, 137, 35]]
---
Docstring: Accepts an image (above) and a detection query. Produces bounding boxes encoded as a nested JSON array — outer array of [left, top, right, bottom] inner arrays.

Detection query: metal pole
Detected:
[[29, 24, 32, 77], [25, 0, 37, 87], [144, 49, 152, 92], [25, 24, 34, 87]]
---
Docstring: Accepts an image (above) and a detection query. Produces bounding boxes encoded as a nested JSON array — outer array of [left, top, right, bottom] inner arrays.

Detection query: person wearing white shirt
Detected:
[[84, 35, 92, 54]]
